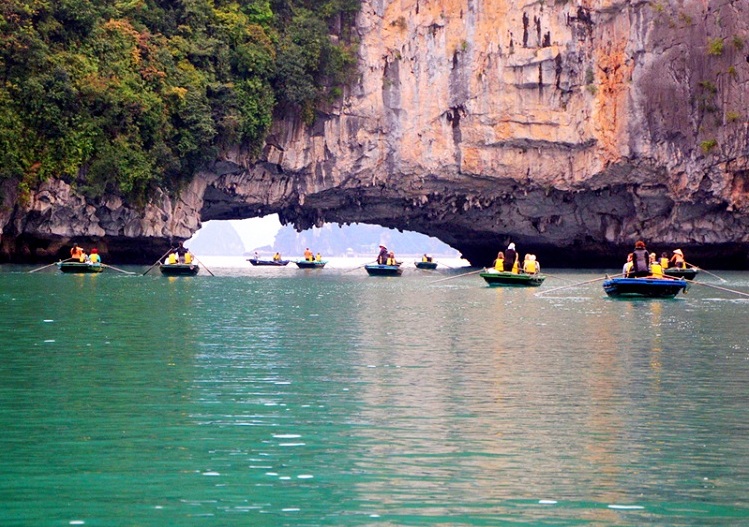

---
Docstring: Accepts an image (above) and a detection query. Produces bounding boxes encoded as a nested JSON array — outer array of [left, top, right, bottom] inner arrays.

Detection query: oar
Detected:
[[192, 255, 215, 276], [143, 248, 175, 275], [687, 281, 749, 298], [684, 261, 727, 282], [536, 273, 625, 296], [28, 257, 74, 273], [431, 268, 484, 284], [345, 260, 376, 273], [541, 272, 576, 283], [102, 263, 135, 275]]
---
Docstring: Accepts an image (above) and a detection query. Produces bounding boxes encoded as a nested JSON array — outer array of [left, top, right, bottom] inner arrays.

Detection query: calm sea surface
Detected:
[[2, 259, 749, 527]]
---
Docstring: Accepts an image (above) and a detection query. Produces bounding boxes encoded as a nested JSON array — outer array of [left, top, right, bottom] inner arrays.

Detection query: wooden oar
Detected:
[[345, 260, 376, 273], [536, 273, 625, 296], [102, 263, 135, 275], [431, 268, 483, 284], [143, 248, 175, 276], [686, 281, 749, 298], [541, 272, 576, 283], [28, 257, 74, 273], [192, 255, 215, 276], [684, 261, 727, 282]]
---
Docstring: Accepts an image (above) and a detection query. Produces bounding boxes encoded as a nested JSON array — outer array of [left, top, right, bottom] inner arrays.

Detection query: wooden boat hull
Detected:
[[365, 264, 403, 276], [57, 262, 103, 273], [414, 261, 438, 270], [160, 264, 200, 276], [603, 277, 687, 298], [247, 259, 289, 266], [664, 268, 699, 280], [479, 271, 545, 287], [295, 260, 327, 269]]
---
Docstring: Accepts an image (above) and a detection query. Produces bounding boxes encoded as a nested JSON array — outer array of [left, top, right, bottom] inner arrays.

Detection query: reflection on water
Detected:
[[1, 269, 749, 525]]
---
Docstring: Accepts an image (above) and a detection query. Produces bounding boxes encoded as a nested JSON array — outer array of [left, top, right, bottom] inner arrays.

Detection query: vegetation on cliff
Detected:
[[0, 0, 359, 203]]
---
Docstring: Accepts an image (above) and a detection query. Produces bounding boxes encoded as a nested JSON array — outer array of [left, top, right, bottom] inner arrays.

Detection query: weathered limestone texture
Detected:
[[2, 0, 749, 266]]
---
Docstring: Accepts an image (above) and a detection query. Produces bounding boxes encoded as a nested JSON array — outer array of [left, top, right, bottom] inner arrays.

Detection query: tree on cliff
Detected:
[[0, 0, 359, 204]]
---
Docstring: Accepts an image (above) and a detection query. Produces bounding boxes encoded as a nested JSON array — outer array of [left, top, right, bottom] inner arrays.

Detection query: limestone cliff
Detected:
[[2, 0, 749, 267]]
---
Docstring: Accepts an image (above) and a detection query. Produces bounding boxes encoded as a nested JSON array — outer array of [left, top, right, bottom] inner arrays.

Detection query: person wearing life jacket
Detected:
[[631, 240, 650, 277], [315, 252, 322, 262], [184, 251, 193, 264], [493, 251, 504, 272], [670, 249, 686, 269], [505, 243, 519, 273], [386, 251, 399, 266], [88, 248, 101, 264], [659, 252, 670, 269], [70, 243, 85, 262], [649, 253, 663, 278], [272, 252, 282, 262], [304, 248, 313, 261], [622, 253, 634, 277], [167, 252, 178, 264], [523, 254, 539, 274]]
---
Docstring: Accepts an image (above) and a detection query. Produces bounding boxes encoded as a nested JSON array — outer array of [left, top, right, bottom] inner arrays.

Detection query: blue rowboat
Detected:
[[414, 261, 438, 270], [247, 258, 289, 266], [296, 260, 327, 269], [365, 264, 403, 276], [603, 276, 688, 298]]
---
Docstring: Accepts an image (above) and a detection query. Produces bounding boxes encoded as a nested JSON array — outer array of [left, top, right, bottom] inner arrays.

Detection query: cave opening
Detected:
[[185, 215, 463, 261]]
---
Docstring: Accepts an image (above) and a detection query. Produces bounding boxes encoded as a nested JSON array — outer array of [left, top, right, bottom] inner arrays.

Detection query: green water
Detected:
[[2, 266, 749, 526]]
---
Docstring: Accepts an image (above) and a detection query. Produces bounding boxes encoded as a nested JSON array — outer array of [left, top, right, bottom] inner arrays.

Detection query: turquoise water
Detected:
[[2, 265, 749, 526]]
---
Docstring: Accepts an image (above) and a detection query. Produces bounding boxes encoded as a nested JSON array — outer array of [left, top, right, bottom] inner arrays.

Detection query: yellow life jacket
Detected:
[[650, 263, 663, 277], [387, 257, 395, 265], [494, 259, 504, 272], [89, 253, 101, 263], [524, 260, 537, 274], [659, 257, 669, 268], [184, 252, 193, 264], [511, 262, 519, 274], [168, 253, 177, 264]]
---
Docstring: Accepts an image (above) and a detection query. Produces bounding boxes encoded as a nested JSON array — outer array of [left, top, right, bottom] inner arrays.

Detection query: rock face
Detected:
[[2, 0, 749, 267]]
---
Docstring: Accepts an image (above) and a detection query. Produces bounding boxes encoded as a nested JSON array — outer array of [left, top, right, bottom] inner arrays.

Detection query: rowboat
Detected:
[[296, 260, 327, 269], [57, 261, 103, 273], [247, 258, 289, 266], [479, 270, 545, 287], [602, 276, 688, 298], [664, 267, 699, 280], [365, 264, 403, 276], [414, 261, 438, 270], [160, 263, 200, 276]]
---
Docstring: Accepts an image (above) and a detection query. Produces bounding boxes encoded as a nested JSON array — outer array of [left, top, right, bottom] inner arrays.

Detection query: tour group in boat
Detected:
[[57, 243, 104, 273], [365, 245, 403, 276], [479, 243, 546, 287], [159, 242, 200, 276], [296, 248, 327, 268], [247, 251, 289, 266], [604, 241, 690, 298]]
